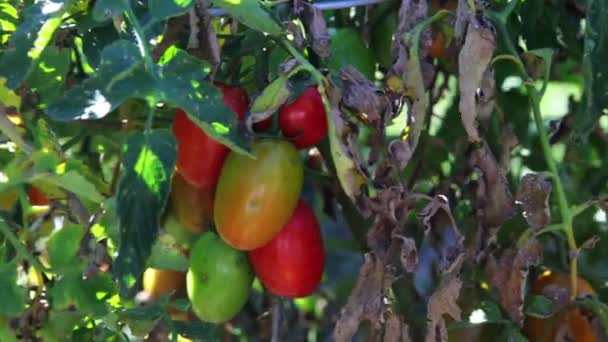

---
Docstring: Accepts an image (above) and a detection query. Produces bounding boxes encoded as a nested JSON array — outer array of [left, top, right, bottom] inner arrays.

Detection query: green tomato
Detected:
[[186, 232, 254, 323], [328, 28, 376, 80]]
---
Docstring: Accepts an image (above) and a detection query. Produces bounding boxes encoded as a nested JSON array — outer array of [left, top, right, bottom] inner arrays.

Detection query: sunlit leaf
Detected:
[[0, 1, 70, 88], [27, 45, 72, 107], [32, 170, 104, 203], [211, 0, 283, 35], [149, 0, 195, 21], [114, 130, 177, 295]]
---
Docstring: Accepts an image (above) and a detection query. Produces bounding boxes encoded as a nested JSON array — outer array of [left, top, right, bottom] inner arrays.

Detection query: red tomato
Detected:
[[248, 199, 325, 297], [172, 83, 249, 189], [279, 87, 328, 149], [28, 186, 49, 206]]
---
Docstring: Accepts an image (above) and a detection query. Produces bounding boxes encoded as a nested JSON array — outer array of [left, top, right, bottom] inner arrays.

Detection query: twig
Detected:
[[271, 296, 282, 342], [0, 220, 51, 273]]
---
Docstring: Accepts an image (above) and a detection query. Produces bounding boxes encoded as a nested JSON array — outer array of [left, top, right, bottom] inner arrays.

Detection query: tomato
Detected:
[[328, 28, 376, 80], [169, 172, 214, 234], [164, 214, 199, 249], [524, 271, 597, 342], [172, 83, 249, 189], [142, 268, 187, 301], [187, 232, 254, 323], [0, 188, 19, 211], [279, 87, 328, 149], [214, 140, 304, 250], [28, 186, 49, 206], [248, 199, 325, 297]]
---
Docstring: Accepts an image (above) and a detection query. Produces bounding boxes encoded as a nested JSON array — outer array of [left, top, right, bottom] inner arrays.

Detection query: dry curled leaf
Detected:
[[333, 253, 394, 342], [515, 174, 552, 230], [458, 17, 496, 143], [393, 234, 418, 273], [469, 142, 515, 228], [388, 139, 413, 171], [425, 277, 463, 342], [301, 4, 331, 58], [340, 66, 392, 129], [488, 239, 542, 326], [187, 0, 221, 66], [383, 312, 412, 342], [419, 195, 465, 274], [325, 84, 370, 216], [390, 0, 429, 77]]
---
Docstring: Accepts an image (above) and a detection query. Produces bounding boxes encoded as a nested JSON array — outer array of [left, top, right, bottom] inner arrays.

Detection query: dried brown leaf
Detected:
[[425, 277, 463, 342], [187, 0, 221, 66], [367, 186, 408, 254], [477, 68, 496, 121], [458, 18, 496, 143], [340, 66, 392, 128], [469, 142, 515, 228], [515, 174, 552, 230], [388, 139, 413, 171], [581, 235, 600, 250], [499, 126, 519, 170], [383, 312, 412, 342], [393, 234, 418, 273], [419, 195, 465, 274], [333, 253, 394, 342], [488, 239, 542, 326], [454, 0, 471, 42], [302, 4, 331, 58], [391, 0, 429, 77]]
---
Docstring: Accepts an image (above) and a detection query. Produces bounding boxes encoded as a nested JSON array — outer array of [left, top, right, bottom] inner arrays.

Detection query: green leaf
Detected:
[[93, 0, 129, 22], [577, 297, 608, 333], [156, 47, 251, 156], [114, 130, 177, 295], [47, 40, 153, 121], [0, 78, 21, 111], [32, 170, 104, 203], [48, 224, 85, 270], [39, 310, 84, 341], [0, 2, 70, 88], [165, 319, 220, 340], [120, 296, 169, 336], [524, 295, 556, 319], [576, 0, 608, 142], [27, 45, 72, 108], [0, 262, 26, 316], [149, 0, 195, 21], [147, 234, 189, 271], [211, 0, 283, 35]]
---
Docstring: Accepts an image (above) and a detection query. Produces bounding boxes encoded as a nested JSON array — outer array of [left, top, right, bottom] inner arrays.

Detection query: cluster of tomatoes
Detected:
[[141, 83, 328, 323]]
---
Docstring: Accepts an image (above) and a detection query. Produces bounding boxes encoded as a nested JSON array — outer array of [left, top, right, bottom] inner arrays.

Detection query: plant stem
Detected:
[[123, 5, 154, 72], [271, 296, 281, 342], [0, 220, 51, 273]]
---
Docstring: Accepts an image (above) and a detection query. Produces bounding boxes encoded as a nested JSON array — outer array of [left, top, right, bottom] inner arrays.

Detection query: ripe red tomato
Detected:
[[28, 186, 49, 206], [214, 139, 304, 250], [279, 87, 328, 149], [172, 83, 249, 189], [248, 199, 324, 297]]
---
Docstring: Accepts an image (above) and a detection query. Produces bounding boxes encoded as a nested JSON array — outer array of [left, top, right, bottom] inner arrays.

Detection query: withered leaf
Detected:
[[325, 84, 370, 216], [246, 75, 291, 130], [425, 277, 463, 342], [187, 0, 221, 66], [488, 239, 542, 326], [469, 142, 515, 228], [515, 174, 552, 231], [454, 0, 471, 42], [301, 4, 331, 58], [333, 253, 394, 342], [393, 234, 418, 273], [477, 68, 496, 122], [340, 66, 391, 128], [499, 126, 519, 171], [388, 139, 413, 171], [383, 312, 412, 342], [390, 0, 429, 77], [419, 195, 465, 274], [458, 17, 496, 143], [581, 235, 600, 250], [367, 186, 408, 254]]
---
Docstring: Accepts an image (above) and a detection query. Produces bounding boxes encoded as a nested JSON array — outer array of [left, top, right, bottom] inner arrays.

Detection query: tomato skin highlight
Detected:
[[187, 232, 254, 323], [172, 83, 249, 189], [169, 172, 214, 234], [142, 268, 187, 301], [524, 271, 597, 342], [28, 186, 49, 206], [249, 199, 325, 297], [279, 87, 328, 149], [214, 140, 304, 250]]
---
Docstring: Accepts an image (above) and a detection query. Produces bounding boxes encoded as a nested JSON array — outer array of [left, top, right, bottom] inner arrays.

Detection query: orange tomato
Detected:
[[524, 271, 597, 342], [142, 268, 187, 301], [169, 172, 214, 234]]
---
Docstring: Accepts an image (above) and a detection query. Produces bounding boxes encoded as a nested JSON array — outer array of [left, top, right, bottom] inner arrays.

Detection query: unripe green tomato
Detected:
[[187, 232, 254, 323]]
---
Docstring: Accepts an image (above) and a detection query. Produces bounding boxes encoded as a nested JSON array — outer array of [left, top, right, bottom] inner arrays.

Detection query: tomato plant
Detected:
[[186, 232, 254, 323], [214, 139, 304, 250], [0, 0, 606, 340], [172, 83, 249, 189], [249, 199, 325, 297], [279, 86, 328, 149]]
